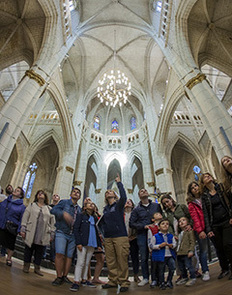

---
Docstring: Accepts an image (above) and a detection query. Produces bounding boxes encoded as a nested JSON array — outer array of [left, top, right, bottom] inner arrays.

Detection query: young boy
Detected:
[[176, 217, 196, 287], [147, 212, 163, 287], [148, 219, 176, 290]]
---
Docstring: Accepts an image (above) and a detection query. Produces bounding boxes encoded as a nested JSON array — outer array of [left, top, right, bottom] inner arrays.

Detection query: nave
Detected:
[[0, 257, 230, 295]]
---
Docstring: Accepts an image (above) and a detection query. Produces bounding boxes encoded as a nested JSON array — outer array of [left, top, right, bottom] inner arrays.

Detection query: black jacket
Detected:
[[73, 212, 101, 247], [201, 183, 232, 233], [129, 200, 162, 235]]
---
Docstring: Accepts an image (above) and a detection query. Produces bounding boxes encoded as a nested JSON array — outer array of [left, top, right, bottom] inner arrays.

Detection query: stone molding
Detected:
[[73, 180, 82, 186], [185, 73, 206, 90], [155, 168, 164, 176], [146, 182, 155, 187], [66, 166, 74, 173], [25, 70, 46, 86]]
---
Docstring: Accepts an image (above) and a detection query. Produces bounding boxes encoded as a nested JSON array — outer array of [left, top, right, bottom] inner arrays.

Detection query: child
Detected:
[[70, 200, 102, 292], [148, 219, 176, 290], [146, 212, 163, 288], [176, 217, 196, 287]]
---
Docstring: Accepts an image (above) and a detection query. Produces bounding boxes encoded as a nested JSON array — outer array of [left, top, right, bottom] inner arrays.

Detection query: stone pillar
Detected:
[[0, 68, 48, 179], [53, 150, 77, 198], [185, 72, 232, 159], [154, 153, 176, 199]]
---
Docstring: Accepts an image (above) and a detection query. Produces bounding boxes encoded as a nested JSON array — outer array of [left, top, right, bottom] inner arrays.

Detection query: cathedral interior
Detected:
[[0, 0, 232, 210]]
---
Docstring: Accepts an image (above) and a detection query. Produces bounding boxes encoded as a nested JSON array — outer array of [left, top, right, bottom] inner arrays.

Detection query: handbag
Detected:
[[5, 220, 18, 236]]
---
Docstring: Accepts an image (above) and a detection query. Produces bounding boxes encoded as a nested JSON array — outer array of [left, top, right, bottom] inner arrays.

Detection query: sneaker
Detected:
[[102, 284, 117, 289], [185, 278, 196, 287], [150, 280, 157, 288], [138, 278, 149, 286], [176, 278, 188, 286], [218, 270, 229, 279], [120, 287, 129, 292], [81, 281, 96, 288], [70, 283, 79, 291], [202, 271, 210, 281], [159, 283, 166, 290], [165, 281, 173, 289], [52, 277, 64, 286], [63, 276, 73, 284]]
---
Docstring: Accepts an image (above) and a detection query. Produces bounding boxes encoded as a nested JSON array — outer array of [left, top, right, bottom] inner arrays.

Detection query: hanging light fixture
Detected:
[[97, 30, 132, 107]]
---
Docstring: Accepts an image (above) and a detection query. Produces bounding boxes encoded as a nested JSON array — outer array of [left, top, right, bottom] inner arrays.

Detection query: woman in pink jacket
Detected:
[[187, 181, 210, 281]]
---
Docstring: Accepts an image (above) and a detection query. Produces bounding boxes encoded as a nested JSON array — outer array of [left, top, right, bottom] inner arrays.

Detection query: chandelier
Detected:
[[97, 31, 132, 107]]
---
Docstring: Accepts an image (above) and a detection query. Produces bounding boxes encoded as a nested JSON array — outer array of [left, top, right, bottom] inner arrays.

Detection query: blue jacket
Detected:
[[51, 198, 81, 235], [100, 182, 127, 238], [73, 212, 101, 247], [152, 232, 176, 262], [0, 195, 26, 232], [129, 200, 162, 235]]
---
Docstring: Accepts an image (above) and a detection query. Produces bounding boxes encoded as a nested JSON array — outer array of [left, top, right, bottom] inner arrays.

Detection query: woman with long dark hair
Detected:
[[187, 181, 210, 281], [20, 190, 55, 276], [200, 172, 232, 280]]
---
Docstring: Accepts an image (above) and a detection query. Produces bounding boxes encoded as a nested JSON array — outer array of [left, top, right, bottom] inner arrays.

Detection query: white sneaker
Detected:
[[185, 278, 196, 287], [202, 271, 210, 281], [176, 278, 188, 285], [138, 278, 149, 286]]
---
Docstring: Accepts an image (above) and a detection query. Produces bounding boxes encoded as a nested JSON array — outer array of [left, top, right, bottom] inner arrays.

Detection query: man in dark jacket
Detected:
[[129, 188, 162, 286]]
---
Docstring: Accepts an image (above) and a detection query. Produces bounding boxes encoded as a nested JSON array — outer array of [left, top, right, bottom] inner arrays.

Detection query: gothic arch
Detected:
[[47, 80, 75, 150], [155, 85, 185, 153], [166, 132, 205, 170]]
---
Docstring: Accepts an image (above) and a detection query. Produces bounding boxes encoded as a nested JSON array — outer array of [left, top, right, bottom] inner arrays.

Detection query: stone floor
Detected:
[[0, 256, 231, 295]]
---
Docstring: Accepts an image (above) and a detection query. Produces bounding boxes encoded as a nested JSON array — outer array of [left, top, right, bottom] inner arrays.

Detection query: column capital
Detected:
[[185, 73, 206, 90], [25, 69, 46, 86]]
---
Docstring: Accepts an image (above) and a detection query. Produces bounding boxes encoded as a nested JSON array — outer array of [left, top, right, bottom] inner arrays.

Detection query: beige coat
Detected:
[[21, 203, 55, 247]]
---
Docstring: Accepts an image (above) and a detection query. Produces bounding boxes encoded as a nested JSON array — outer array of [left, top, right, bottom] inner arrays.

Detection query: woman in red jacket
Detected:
[[187, 181, 210, 281]]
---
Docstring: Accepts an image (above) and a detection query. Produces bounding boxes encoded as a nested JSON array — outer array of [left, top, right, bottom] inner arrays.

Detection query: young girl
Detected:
[[70, 200, 102, 291], [187, 181, 210, 281], [176, 217, 196, 287]]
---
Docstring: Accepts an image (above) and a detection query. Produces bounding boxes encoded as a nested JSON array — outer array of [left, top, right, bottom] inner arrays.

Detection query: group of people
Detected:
[[0, 155, 231, 292]]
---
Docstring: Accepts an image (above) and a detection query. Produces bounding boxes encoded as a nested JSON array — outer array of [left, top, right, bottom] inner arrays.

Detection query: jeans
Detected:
[[137, 234, 149, 279], [130, 238, 139, 275], [24, 244, 46, 265], [195, 232, 209, 273], [55, 230, 76, 258], [177, 255, 196, 279], [156, 257, 176, 284]]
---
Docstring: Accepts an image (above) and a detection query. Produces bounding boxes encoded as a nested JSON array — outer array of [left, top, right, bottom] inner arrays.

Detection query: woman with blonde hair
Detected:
[[100, 174, 129, 292], [200, 172, 232, 280], [20, 190, 55, 276]]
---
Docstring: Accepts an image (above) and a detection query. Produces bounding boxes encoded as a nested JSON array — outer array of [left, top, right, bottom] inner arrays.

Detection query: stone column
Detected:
[[0, 67, 48, 179], [184, 72, 232, 159], [153, 153, 176, 199], [53, 150, 77, 198]]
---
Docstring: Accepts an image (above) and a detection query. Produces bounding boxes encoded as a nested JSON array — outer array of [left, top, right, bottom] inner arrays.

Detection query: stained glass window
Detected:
[[130, 116, 136, 130], [93, 115, 100, 130], [22, 162, 37, 199], [193, 165, 201, 181], [111, 119, 119, 133]]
